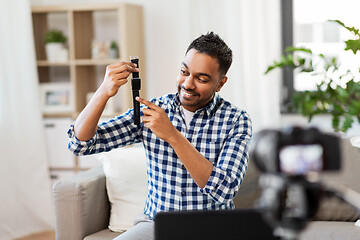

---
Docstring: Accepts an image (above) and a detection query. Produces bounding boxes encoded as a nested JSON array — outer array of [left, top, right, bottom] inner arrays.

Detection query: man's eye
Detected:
[[180, 69, 188, 75]]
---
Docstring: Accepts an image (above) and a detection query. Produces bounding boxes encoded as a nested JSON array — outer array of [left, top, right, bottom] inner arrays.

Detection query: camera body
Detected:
[[250, 126, 342, 239], [251, 126, 341, 176]]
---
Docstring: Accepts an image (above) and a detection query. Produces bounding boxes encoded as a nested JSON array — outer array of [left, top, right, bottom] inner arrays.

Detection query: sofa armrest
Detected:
[[53, 166, 110, 240]]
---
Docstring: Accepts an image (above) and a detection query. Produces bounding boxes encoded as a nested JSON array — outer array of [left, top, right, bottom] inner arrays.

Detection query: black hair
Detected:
[[186, 32, 233, 76]]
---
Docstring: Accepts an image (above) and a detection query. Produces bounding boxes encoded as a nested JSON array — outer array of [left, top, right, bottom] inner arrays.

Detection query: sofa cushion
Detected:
[[84, 229, 122, 240], [96, 143, 148, 232], [299, 221, 360, 240]]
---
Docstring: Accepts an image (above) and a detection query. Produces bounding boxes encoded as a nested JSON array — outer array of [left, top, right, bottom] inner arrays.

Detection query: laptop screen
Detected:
[[155, 209, 280, 240]]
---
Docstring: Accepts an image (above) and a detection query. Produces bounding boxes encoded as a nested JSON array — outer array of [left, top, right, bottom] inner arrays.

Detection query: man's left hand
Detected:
[[136, 97, 179, 143]]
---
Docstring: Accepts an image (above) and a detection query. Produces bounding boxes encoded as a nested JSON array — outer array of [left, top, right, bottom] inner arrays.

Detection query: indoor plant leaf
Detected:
[[45, 29, 67, 43], [265, 20, 360, 132], [344, 39, 360, 54]]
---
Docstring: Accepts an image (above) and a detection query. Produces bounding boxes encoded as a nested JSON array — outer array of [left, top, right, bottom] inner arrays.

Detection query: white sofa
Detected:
[[53, 138, 360, 240]]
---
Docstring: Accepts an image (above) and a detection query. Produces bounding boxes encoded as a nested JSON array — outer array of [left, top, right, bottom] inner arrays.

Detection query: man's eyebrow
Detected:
[[181, 62, 188, 69], [181, 62, 212, 80]]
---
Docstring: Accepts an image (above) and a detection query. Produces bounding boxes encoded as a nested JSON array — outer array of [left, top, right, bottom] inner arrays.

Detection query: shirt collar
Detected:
[[172, 92, 221, 118]]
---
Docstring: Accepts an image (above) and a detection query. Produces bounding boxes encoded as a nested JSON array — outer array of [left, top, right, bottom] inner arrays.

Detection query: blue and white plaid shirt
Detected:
[[68, 93, 252, 219]]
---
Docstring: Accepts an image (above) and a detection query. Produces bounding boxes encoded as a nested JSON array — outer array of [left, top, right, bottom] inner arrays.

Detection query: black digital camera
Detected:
[[250, 126, 343, 239], [251, 126, 341, 176]]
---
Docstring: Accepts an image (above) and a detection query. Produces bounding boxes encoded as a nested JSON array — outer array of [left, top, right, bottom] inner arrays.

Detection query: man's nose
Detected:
[[183, 75, 195, 89]]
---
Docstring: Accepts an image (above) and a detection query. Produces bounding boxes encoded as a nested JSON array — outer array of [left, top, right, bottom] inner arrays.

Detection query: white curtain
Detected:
[[185, 0, 282, 132], [0, 0, 54, 239]]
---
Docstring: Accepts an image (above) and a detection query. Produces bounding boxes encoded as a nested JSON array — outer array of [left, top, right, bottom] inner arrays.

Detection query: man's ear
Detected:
[[216, 76, 227, 92]]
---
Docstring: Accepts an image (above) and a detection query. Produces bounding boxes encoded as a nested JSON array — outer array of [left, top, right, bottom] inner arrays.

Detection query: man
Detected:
[[68, 32, 252, 240]]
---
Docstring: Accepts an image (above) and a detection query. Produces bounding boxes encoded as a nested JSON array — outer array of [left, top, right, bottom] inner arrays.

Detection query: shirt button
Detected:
[[181, 191, 186, 196]]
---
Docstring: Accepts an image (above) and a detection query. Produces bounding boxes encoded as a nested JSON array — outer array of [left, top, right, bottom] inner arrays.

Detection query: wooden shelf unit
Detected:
[[32, 4, 146, 177], [32, 3, 146, 116]]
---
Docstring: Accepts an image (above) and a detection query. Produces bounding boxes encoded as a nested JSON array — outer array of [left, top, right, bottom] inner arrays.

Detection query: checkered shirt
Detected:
[[68, 93, 252, 219]]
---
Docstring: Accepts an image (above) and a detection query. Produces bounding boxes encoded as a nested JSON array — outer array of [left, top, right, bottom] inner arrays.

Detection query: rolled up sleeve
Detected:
[[67, 124, 97, 156], [67, 108, 142, 156], [201, 112, 252, 204]]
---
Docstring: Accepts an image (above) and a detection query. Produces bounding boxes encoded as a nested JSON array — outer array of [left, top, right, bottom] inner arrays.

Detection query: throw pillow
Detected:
[[96, 143, 148, 232]]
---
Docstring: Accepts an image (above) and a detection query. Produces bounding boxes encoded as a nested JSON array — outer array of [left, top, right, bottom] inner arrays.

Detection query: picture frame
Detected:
[[39, 82, 74, 114]]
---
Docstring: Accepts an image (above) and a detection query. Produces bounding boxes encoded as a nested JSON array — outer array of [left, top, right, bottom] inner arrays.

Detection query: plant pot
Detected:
[[109, 48, 118, 59], [45, 43, 64, 62]]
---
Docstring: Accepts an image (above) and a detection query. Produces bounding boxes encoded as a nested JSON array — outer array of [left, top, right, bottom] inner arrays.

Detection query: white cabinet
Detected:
[[43, 117, 110, 184], [44, 117, 77, 185], [43, 118, 74, 168]]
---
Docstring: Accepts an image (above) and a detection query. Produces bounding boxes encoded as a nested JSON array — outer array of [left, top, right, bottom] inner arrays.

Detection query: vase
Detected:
[[109, 48, 118, 59], [45, 43, 64, 62]]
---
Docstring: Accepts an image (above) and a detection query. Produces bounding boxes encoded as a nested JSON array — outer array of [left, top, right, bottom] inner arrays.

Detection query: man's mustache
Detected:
[[179, 86, 199, 96]]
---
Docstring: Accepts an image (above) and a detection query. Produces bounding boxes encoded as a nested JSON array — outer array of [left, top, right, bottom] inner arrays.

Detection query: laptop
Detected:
[[155, 209, 280, 240]]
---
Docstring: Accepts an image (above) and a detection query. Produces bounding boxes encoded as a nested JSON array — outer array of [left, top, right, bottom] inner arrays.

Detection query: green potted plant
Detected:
[[109, 40, 119, 59], [265, 20, 360, 133], [45, 29, 67, 61]]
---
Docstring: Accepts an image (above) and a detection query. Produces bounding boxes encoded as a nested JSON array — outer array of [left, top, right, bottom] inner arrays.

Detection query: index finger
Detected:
[[107, 62, 138, 75], [108, 61, 137, 69], [136, 97, 160, 110]]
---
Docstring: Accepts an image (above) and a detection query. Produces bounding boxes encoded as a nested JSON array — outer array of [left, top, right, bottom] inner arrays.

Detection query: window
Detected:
[[281, 0, 360, 111]]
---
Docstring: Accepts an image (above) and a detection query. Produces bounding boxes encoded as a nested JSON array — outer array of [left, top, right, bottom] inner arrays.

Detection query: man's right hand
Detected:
[[73, 61, 138, 141], [99, 61, 139, 99]]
